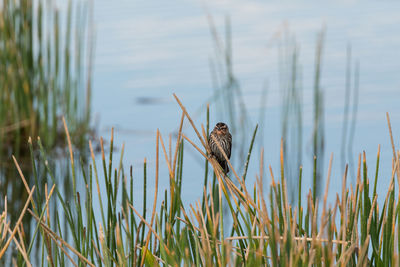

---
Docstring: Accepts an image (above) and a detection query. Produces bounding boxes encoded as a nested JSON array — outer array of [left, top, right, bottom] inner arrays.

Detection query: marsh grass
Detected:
[[279, 29, 303, 204], [0, 94, 399, 266], [0, 0, 93, 159], [0, 1, 92, 263]]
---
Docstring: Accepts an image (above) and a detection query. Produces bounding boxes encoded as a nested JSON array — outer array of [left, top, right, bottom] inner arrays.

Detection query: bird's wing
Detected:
[[227, 132, 232, 159], [207, 131, 213, 155]]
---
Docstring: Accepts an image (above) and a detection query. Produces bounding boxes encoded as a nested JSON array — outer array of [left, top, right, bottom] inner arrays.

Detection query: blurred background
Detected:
[[93, 0, 400, 206]]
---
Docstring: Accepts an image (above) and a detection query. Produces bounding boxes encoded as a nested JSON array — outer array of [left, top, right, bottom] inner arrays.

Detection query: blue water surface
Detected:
[[91, 0, 400, 214]]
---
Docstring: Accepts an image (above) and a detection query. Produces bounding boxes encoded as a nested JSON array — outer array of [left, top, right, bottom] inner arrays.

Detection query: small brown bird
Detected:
[[208, 122, 232, 173]]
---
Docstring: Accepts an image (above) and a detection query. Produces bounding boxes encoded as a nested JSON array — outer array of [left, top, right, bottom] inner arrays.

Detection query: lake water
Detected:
[[92, 1, 400, 211]]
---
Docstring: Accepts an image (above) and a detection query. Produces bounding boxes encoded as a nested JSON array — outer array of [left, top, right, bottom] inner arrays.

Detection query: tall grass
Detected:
[[0, 2, 92, 262], [341, 45, 360, 182], [1, 95, 399, 266], [311, 28, 326, 201], [279, 29, 303, 204], [0, 0, 92, 158]]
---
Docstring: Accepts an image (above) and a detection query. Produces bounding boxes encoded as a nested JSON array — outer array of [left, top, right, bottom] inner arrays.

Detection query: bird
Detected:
[[208, 122, 232, 173]]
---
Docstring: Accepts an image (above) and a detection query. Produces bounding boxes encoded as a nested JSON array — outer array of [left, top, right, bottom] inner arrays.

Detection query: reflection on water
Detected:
[[0, 158, 30, 232], [0, 149, 81, 265], [135, 96, 170, 105]]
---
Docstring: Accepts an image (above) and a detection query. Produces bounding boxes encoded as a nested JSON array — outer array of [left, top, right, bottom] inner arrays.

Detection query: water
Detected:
[[91, 1, 400, 212]]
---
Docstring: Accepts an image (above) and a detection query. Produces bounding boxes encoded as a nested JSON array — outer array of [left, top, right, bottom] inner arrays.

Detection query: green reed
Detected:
[[1, 96, 400, 266], [0, 0, 92, 158]]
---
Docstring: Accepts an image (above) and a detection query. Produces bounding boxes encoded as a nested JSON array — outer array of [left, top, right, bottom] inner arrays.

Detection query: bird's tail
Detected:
[[223, 161, 229, 174], [216, 159, 229, 174]]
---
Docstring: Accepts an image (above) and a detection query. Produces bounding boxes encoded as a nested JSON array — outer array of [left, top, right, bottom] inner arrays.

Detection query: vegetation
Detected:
[[0, 0, 92, 263], [1, 95, 399, 266], [0, 0, 92, 158]]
